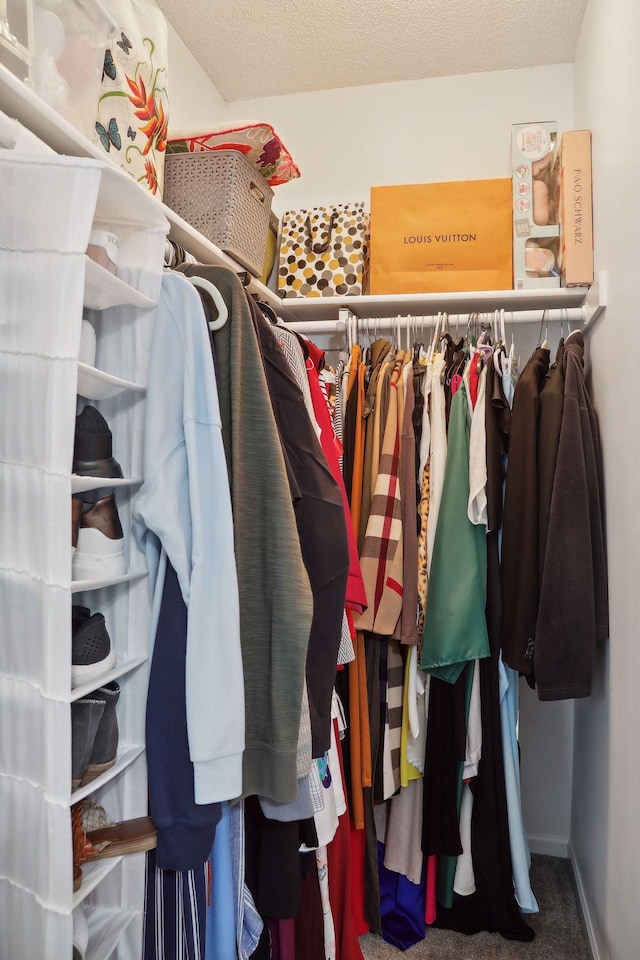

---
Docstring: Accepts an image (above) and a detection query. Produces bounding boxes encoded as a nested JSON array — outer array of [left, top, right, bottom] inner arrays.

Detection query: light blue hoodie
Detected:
[[134, 271, 244, 803]]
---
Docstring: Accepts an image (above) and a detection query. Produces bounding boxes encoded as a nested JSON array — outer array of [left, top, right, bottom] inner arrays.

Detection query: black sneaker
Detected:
[[72, 609, 116, 688], [73, 406, 123, 479]]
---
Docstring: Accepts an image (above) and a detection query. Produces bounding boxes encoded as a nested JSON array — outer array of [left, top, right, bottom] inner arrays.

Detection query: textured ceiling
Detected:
[[156, 0, 588, 102]]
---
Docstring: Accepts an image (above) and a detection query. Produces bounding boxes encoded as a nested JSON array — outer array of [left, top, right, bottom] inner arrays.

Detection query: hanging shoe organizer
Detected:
[[0, 149, 167, 959]]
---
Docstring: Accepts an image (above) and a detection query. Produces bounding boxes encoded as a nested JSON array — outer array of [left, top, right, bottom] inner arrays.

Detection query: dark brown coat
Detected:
[[535, 331, 609, 700], [501, 347, 550, 674]]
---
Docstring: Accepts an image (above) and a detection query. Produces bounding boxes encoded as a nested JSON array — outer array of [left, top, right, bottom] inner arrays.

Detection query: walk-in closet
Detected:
[[0, 0, 636, 958]]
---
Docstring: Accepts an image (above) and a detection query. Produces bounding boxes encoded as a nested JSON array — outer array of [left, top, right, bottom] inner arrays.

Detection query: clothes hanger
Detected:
[[428, 312, 440, 362], [540, 309, 550, 349], [257, 300, 280, 325], [489, 308, 503, 375], [186, 276, 228, 330], [510, 311, 519, 376]]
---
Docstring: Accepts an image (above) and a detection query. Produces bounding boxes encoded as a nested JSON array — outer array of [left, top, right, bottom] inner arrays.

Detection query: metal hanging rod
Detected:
[[284, 306, 586, 335]]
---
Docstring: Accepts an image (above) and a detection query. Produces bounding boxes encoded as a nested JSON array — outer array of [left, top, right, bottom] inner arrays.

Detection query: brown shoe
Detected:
[[71, 498, 82, 553], [72, 493, 126, 581], [72, 801, 156, 868]]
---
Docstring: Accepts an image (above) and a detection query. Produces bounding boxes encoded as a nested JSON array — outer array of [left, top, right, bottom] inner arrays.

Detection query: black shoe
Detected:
[[71, 698, 105, 790], [73, 406, 123, 479], [82, 681, 120, 785], [72, 610, 116, 689]]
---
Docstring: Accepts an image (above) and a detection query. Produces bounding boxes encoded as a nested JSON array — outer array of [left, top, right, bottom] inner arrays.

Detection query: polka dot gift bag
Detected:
[[278, 203, 370, 298]]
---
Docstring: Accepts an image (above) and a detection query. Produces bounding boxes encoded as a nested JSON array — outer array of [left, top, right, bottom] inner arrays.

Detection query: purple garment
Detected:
[[269, 918, 296, 960]]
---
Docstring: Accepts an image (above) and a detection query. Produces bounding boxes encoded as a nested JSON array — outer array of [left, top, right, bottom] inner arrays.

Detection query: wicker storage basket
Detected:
[[163, 150, 274, 276]]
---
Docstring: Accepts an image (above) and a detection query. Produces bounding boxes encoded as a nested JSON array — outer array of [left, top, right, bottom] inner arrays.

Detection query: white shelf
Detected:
[[277, 286, 589, 322], [77, 361, 146, 400], [0, 64, 164, 228], [1, 63, 605, 329], [0, 63, 285, 311], [71, 743, 145, 804], [71, 571, 147, 595], [84, 257, 156, 311], [73, 857, 123, 909], [85, 908, 137, 960], [71, 476, 142, 495], [162, 203, 292, 314], [70, 655, 147, 703]]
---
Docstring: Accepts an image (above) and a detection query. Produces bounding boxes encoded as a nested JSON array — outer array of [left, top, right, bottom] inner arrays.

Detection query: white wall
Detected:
[[222, 64, 575, 215], [570, 1, 640, 958], [165, 41, 578, 853], [166, 21, 227, 132]]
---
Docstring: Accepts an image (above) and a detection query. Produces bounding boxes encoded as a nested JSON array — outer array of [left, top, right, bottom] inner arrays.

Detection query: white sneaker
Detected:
[[72, 493, 126, 582]]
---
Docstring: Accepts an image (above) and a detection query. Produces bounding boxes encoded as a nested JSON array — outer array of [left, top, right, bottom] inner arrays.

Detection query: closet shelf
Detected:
[[73, 858, 123, 909], [77, 361, 146, 400], [278, 287, 589, 322], [0, 64, 165, 230], [71, 743, 145, 804], [0, 63, 285, 314], [71, 571, 147, 594], [71, 476, 143, 495], [69, 655, 147, 703], [84, 258, 156, 311], [162, 204, 292, 315], [85, 908, 137, 960]]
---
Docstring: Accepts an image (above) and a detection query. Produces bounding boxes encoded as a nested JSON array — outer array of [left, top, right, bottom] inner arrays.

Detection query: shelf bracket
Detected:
[[583, 269, 607, 328]]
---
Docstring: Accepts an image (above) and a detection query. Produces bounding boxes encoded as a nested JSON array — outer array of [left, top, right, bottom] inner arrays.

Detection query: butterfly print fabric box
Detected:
[[16, 0, 118, 142], [93, 2, 169, 196]]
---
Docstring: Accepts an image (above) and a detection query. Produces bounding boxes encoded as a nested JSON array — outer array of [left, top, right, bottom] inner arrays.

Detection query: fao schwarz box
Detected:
[[551, 130, 594, 287], [511, 121, 560, 289]]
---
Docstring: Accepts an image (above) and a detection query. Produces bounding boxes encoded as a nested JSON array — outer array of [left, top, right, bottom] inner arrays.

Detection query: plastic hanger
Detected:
[[536, 309, 549, 350], [186, 276, 228, 330], [257, 300, 280, 326], [428, 311, 442, 362]]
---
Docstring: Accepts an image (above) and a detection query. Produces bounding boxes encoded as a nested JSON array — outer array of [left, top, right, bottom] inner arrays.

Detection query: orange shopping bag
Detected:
[[369, 178, 512, 294]]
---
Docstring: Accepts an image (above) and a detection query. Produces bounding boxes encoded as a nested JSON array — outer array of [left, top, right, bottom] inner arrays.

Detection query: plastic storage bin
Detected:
[[0, 0, 33, 80], [163, 149, 275, 277], [2, 0, 116, 141]]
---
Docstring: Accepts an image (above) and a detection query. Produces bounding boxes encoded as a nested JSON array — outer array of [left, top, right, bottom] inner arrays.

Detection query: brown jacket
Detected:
[[501, 347, 550, 674], [535, 331, 609, 700]]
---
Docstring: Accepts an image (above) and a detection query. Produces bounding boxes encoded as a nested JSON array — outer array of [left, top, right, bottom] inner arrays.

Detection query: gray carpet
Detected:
[[360, 855, 591, 959]]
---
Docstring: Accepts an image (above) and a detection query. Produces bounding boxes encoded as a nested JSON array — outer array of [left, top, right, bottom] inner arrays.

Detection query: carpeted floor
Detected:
[[360, 855, 591, 959]]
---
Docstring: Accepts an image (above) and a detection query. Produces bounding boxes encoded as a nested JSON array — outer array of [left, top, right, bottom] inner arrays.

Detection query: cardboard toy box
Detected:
[[511, 121, 560, 289], [551, 130, 594, 287]]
